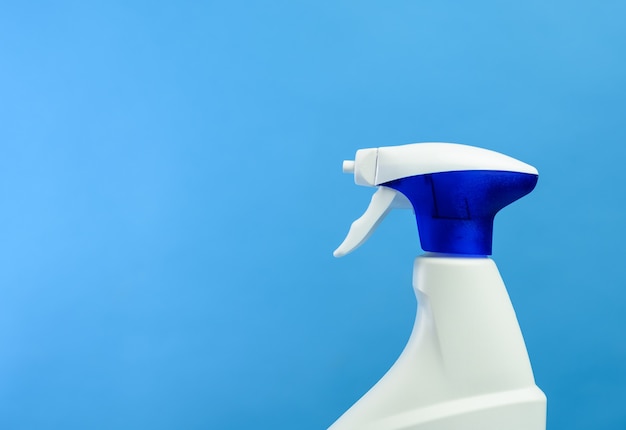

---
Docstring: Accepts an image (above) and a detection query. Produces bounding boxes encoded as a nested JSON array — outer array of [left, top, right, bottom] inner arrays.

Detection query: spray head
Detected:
[[334, 142, 538, 257]]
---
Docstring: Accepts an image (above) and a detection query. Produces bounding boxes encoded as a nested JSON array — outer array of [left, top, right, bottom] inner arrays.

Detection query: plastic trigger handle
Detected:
[[334, 186, 410, 258]]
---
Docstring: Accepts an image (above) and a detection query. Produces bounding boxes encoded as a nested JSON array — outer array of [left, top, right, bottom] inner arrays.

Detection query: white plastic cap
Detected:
[[343, 142, 537, 188]]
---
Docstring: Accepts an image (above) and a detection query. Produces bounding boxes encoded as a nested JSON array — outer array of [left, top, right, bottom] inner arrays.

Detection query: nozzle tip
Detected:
[[342, 160, 355, 174]]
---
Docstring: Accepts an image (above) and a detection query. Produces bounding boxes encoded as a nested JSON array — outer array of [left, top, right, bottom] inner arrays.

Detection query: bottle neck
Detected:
[[411, 254, 536, 391], [422, 251, 489, 259]]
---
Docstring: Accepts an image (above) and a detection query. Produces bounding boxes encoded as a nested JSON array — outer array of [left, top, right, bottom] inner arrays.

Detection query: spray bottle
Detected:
[[331, 142, 546, 430]]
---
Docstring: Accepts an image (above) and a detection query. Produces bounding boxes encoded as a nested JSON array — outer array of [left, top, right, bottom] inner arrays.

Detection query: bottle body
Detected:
[[328, 254, 546, 430]]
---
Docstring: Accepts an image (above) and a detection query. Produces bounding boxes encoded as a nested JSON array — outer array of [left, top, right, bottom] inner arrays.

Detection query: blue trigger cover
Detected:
[[383, 170, 538, 255]]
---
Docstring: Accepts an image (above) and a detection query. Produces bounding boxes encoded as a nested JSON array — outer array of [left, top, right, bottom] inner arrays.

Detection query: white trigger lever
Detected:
[[333, 186, 411, 258]]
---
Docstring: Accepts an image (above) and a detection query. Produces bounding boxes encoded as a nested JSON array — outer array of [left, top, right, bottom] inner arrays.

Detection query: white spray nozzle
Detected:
[[342, 160, 355, 173]]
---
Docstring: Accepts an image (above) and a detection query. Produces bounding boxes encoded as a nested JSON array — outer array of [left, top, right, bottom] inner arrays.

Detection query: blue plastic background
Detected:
[[0, 1, 624, 429]]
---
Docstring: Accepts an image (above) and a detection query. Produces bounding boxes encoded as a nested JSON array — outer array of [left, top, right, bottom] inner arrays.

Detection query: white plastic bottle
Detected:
[[331, 143, 546, 430]]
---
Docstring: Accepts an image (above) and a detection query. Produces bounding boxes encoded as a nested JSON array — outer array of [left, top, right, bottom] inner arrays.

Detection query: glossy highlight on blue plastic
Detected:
[[383, 170, 538, 255]]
